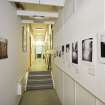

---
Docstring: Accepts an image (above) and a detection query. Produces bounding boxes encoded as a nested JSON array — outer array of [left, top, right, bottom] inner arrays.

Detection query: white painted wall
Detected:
[[52, 64, 105, 105], [0, 0, 28, 105], [52, 0, 105, 105]]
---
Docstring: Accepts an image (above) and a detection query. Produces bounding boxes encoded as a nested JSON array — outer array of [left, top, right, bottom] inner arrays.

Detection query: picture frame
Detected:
[[82, 38, 93, 62], [0, 38, 8, 59], [22, 25, 27, 52], [66, 44, 70, 53], [62, 45, 64, 55], [72, 41, 78, 64], [65, 43, 71, 67], [97, 33, 105, 63]]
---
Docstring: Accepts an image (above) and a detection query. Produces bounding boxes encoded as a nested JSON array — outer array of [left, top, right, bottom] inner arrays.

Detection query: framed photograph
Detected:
[[62, 45, 64, 55], [59, 50, 61, 57], [22, 26, 27, 52], [82, 38, 93, 62], [72, 42, 78, 64], [0, 38, 8, 59], [66, 44, 70, 53], [97, 34, 105, 63], [66, 44, 71, 67]]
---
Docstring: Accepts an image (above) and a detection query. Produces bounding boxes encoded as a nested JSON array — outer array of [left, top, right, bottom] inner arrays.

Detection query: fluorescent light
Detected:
[[34, 28, 46, 31]]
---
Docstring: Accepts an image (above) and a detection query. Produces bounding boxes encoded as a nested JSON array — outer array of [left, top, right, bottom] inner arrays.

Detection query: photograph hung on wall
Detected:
[[82, 38, 93, 62], [61, 45, 65, 63], [97, 34, 105, 63], [62, 45, 64, 55], [72, 42, 78, 64], [66, 44, 70, 53], [59, 50, 61, 57], [58, 46, 61, 57], [66, 43, 71, 67], [0, 38, 8, 59], [22, 25, 27, 52]]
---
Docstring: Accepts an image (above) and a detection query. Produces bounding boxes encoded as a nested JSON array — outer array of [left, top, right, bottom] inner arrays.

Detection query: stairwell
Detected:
[[27, 71, 53, 91]]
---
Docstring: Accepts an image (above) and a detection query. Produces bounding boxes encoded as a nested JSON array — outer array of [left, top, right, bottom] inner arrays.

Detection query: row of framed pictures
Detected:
[[54, 34, 105, 64]]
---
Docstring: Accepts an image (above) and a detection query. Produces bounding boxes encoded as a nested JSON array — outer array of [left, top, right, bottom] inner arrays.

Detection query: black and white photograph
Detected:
[[82, 38, 93, 62], [62, 45, 64, 55], [59, 50, 61, 57], [101, 42, 105, 58], [0, 38, 8, 59], [100, 35, 105, 58], [66, 44, 71, 67], [98, 34, 105, 63], [72, 42, 78, 64], [66, 44, 70, 53]]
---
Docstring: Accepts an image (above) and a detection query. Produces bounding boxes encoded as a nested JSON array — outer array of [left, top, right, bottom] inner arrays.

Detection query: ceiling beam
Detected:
[[8, 0, 64, 6], [21, 20, 55, 24], [17, 10, 59, 18], [8, 0, 39, 4]]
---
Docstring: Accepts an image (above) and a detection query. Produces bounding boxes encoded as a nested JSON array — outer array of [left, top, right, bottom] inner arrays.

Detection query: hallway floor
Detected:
[[31, 59, 48, 71], [19, 89, 61, 105]]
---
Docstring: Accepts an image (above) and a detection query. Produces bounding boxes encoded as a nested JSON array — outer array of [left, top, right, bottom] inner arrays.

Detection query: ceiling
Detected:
[[31, 24, 49, 41], [8, 0, 65, 24], [20, 3, 58, 12], [17, 3, 59, 24], [8, 0, 65, 42]]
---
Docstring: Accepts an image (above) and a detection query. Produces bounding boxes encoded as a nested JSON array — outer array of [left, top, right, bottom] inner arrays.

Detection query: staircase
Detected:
[[27, 71, 53, 91]]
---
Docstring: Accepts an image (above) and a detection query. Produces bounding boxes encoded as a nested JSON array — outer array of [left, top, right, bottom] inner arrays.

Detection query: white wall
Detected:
[[52, 64, 105, 105], [52, 0, 105, 105], [0, 0, 28, 105]]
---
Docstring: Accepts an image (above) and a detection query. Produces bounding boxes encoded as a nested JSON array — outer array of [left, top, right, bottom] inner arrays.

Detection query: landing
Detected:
[[19, 89, 61, 105], [31, 58, 48, 71]]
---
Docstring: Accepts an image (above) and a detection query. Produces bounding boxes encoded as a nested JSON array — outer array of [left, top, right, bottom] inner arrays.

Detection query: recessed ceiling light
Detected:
[[33, 15, 45, 19], [35, 28, 46, 31]]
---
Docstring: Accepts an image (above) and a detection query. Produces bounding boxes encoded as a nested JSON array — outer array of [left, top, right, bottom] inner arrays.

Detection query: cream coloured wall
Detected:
[[0, 0, 28, 105], [52, 0, 105, 104]]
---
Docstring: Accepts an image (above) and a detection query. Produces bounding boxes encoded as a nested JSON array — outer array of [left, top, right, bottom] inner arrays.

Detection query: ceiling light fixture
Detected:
[[33, 15, 45, 19], [35, 28, 46, 31]]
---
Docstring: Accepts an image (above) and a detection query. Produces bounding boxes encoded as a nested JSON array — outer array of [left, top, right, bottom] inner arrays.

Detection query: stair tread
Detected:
[[28, 76, 52, 79], [27, 71, 53, 90], [28, 78, 52, 81], [27, 84, 53, 87], [29, 71, 51, 75], [28, 74, 51, 77], [27, 80, 53, 84], [27, 79, 52, 82], [27, 86, 53, 90]]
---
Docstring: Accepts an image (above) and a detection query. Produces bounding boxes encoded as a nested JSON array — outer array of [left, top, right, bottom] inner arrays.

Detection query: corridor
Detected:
[[0, 0, 105, 105]]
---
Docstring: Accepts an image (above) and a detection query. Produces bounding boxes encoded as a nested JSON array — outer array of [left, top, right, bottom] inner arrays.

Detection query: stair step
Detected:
[[29, 71, 51, 75], [27, 84, 53, 90], [27, 79, 53, 85], [28, 75, 51, 79], [27, 71, 53, 91], [28, 74, 51, 77]]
